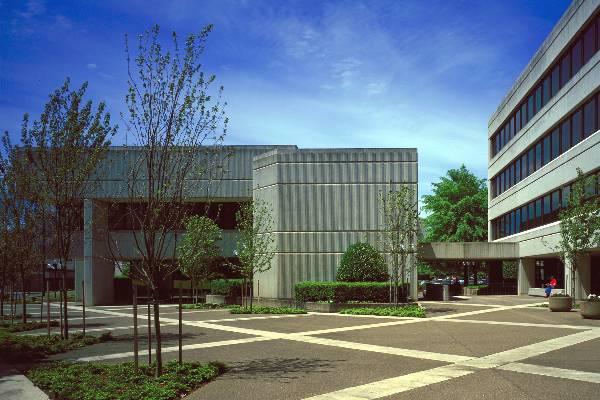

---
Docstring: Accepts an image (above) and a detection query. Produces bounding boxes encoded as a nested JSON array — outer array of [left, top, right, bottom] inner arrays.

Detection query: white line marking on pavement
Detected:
[[287, 335, 474, 363], [499, 362, 600, 384], [304, 363, 479, 400], [442, 318, 596, 331], [76, 336, 274, 362], [302, 321, 600, 399], [419, 301, 502, 308]]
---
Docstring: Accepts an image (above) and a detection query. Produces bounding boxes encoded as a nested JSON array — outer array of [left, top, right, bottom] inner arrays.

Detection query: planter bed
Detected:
[[305, 302, 417, 313], [580, 301, 600, 319]]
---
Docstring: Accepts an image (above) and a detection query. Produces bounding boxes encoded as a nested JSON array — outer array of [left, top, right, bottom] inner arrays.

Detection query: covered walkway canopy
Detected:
[[418, 242, 519, 261]]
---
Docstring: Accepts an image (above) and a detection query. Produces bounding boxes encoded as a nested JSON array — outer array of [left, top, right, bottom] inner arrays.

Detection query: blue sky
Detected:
[[0, 0, 570, 198]]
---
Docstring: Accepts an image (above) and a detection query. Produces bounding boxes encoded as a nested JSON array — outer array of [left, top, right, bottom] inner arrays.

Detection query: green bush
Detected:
[[28, 360, 226, 400], [228, 306, 306, 314], [0, 321, 59, 332], [340, 305, 426, 318], [295, 281, 390, 303], [336, 243, 388, 282], [209, 279, 243, 296], [182, 303, 230, 310]]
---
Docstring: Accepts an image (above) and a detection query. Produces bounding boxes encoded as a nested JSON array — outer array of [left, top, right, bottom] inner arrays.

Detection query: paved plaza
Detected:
[[7, 296, 600, 399]]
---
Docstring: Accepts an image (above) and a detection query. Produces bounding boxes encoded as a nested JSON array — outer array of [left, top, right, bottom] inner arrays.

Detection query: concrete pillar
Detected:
[[576, 254, 591, 300], [518, 258, 535, 295], [82, 199, 115, 305]]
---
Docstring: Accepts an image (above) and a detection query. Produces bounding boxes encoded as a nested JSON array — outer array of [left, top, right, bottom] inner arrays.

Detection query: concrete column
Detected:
[[576, 254, 591, 300], [82, 199, 115, 305], [518, 258, 535, 295]]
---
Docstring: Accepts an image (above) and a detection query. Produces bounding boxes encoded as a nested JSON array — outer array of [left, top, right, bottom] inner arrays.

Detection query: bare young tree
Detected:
[[21, 79, 116, 338], [107, 25, 228, 376], [236, 200, 275, 311], [379, 185, 419, 304], [0, 133, 45, 324]]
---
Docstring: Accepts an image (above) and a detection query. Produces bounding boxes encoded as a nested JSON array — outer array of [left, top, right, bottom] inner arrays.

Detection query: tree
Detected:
[[554, 168, 600, 298], [379, 185, 419, 304], [235, 200, 275, 311], [21, 79, 116, 338], [178, 215, 222, 303], [422, 165, 487, 242], [107, 25, 228, 376], [0, 133, 44, 324], [336, 242, 388, 282]]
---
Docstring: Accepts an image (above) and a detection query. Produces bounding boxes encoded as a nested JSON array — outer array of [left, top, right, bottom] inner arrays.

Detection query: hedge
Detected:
[[209, 279, 243, 296], [294, 282, 390, 303]]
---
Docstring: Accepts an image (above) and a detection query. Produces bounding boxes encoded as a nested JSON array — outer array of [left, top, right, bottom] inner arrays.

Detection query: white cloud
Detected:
[[87, 63, 97, 70]]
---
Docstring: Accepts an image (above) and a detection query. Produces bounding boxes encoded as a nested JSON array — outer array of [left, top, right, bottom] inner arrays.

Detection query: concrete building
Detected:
[[75, 146, 418, 305], [488, 0, 600, 299]]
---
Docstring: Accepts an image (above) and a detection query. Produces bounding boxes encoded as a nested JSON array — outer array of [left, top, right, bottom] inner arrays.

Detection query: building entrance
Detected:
[[534, 258, 564, 289]]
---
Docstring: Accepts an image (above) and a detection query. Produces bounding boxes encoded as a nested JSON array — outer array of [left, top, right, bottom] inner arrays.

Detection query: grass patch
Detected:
[[0, 329, 114, 363], [28, 360, 226, 400], [228, 306, 307, 314], [339, 305, 426, 318], [0, 320, 59, 332], [465, 285, 488, 289]]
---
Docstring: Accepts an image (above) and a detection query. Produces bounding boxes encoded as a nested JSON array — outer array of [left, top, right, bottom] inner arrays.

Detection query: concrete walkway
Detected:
[[0, 364, 48, 400]]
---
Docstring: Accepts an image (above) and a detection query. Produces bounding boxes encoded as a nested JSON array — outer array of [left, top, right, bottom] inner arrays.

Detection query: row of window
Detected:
[[491, 12, 600, 157], [491, 172, 600, 240], [108, 202, 244, 231], [491, 91, 599, 198]]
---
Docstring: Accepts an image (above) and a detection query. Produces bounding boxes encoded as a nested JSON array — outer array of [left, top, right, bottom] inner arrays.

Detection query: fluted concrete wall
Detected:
[[252, 148, 418, 299]]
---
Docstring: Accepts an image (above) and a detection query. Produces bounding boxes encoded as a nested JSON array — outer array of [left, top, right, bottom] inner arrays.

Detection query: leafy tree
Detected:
[[235, 200, 275, 311], [554, 168, 600, 298], [380, 186, 419, 303], [107, 25, 228, 376], [422, 165, 487, 242], [336, 242, 388, 282], [178, 216, 222, 303], [19, 79, 116, 338]]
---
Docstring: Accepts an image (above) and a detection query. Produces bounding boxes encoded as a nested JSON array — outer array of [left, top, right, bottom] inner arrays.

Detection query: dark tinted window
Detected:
[[521, 154, 528, 178], [515, 209, 521, 233], [561, 52, 571, 86], [572, 40, 582, 75], [515, 159, 521, 183], [528, 202, 535, 224], [535, 199, 542, 219], [562, 185, 571, 208], [542, 77, 551, 106], [552, 191, 560, 211], [543, 195, 551, 216], [527, 95, 534, 123], [583, 22, 596, 64], [572, 109, 582, 145], [551, 128, 560, 159], [551, 64, 560, 97], [521, 206, 528, 229], [543, 135, 550, 166], [584, 97, 596, 138], [535, 142, 542, 170], [509, 116, 515, 138], [535, 85, 542, 112], [516, 109, 521, 132], [528, 148, 535, 175], [561, 119, 571, 152]]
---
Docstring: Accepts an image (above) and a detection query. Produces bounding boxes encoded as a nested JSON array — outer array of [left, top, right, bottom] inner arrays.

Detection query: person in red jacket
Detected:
[[545, 276, 557, 298]]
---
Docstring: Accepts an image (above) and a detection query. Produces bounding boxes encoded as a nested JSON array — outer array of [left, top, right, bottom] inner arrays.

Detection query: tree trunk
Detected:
[[463, 264, 469, 287], [0, 262, 5, 317], [153, 295, 163, 376], [20, 264, 27, 324], [249, 278, 253, 311], [62, 264, 69, 339]]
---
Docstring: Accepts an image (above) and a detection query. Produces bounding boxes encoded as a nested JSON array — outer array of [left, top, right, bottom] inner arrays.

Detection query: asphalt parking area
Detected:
[[20, 298, 600, 399]]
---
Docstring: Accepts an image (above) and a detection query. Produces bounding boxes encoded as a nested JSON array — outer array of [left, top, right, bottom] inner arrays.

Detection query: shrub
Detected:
[[209, 279, 243, 296], [295, 281, 390, 303], [336, 243, 388, 282], [340, 305, 426, 318], [28, 361, 226, 400], [228, 306, 306, 314]]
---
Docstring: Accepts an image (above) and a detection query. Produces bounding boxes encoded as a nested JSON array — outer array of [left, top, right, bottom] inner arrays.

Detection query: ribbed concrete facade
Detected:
[[252, 148, 418, 299], [76, 145, 418, 304], [488, 0, 600, 299]]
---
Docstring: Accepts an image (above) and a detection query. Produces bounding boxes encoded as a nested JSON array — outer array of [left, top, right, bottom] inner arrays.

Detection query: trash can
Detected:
[[442, 285, 450, 301]]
